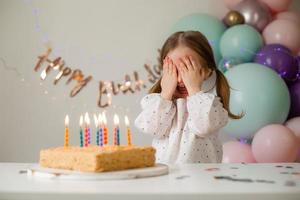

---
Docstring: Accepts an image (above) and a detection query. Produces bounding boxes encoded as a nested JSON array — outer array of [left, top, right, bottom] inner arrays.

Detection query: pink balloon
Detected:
[[296, 149, 300, 163], [263, 19, 300, 54], [285, 117, 300, 141], [223, 0, 243, 9], [252, 124, 298, 163], [259, 0, 291, 12], [276, 11, 300, 25], [222, 141, 256, 163], [286, 117, 300, 162]]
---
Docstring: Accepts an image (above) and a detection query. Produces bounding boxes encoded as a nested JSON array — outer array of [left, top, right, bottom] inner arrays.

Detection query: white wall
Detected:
[[0, 0, 299, 162]]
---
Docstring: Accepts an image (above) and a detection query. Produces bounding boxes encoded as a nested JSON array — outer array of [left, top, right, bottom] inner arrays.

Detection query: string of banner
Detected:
[[34, 48, 162, 108]]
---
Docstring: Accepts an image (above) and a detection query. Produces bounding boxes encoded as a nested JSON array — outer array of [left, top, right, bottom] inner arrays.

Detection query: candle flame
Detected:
[[79, 115, 83, 127], [84, 112, 90, 126], [102, 112, 107, 125], [65, 115, 69, 127], [125, 115, 130, 126], [93, 114, 98, 127], [98, 113, 103, 126], [113, 114, 120, 126]]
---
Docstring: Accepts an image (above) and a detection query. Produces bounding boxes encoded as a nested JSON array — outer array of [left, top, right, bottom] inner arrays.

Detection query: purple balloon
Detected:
[[255, 44, 299, 82], [289, 79, 300, 118]]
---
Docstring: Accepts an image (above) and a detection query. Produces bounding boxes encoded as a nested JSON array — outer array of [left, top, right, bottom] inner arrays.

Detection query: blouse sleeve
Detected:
[[186, 91, 228, 137], [134, 93, 176, 139]]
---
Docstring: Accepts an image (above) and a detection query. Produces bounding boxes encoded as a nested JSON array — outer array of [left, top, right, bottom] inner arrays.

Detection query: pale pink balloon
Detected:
[[223, 0, 243, 9], [276, 11, 300, 25], [296, 149, 300, 163], [263, 19, 300, 54], [286, 117, 300, 162], [285, 117, 300, 141], [222, 141, 256, 163], [252, 124, 298, 163], [259, 0, 291, 12]]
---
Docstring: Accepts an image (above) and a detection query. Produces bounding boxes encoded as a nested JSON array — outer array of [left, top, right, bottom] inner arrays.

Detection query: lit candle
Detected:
[[87, 115, 91, 145], [98, 113, 103, 146], [64, 115, 69, 147], [125, 115, 132, 146], [79, 115, 83, 147], [102, 112, 108, 145], [84, 112, 90, 147], [113, 114, 120, 146], [94, 114, 99, 146]]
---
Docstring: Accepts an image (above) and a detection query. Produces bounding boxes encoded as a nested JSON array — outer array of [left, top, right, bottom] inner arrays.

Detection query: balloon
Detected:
[[252, 124, 298, 163], [254, 44, 298, 82], [285, 117, 300, 162], [220, 25, 263, 62], [223, 63, 290, 139], [263, 19, 300, 54], [289, 80, 300, 118], [285, 117, 300, 144], [222, 141, 256, 163], [259, 0, 291, 12], [234, 0, 272, 32], [223, 0, 243, 9], [296, 150, 300, 163], [171, 13, 226, 63], [223, 11, 245, 27], [218, 57, 243, 73], [276, 11, 300, 25], [295, 55, 300, 65]]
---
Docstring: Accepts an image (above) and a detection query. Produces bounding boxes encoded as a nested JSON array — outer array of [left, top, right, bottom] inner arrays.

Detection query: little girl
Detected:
[[135, 31, 241, 164]]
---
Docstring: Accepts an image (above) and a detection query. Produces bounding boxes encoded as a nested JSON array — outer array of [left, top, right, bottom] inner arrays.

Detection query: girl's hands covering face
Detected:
[[160, 57, 178, 100], [177, 56, 209, 96]]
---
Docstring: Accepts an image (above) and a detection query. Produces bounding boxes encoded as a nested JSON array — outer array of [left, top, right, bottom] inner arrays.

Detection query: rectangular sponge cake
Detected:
[[40, 145, 156, 172]]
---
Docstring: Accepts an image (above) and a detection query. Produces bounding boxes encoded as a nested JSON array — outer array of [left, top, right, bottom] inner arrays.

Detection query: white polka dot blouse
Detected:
[[134, 90, 228, 164]]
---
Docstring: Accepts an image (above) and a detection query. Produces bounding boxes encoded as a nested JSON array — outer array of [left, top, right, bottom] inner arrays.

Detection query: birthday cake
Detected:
[[39, 145, 156, 172]]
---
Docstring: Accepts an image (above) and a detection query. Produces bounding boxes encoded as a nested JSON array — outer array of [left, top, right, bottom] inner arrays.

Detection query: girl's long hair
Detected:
[[149, 31, 242, 119]]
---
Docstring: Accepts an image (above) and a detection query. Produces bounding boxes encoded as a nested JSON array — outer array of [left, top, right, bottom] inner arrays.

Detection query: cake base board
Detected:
[[27, 163, 168, 180]]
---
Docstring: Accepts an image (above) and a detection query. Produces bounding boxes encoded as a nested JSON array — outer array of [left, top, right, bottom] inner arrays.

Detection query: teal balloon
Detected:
[[171, 13, 226, 63], [223, 63, 290, 139], [220, 25, 263, 62]]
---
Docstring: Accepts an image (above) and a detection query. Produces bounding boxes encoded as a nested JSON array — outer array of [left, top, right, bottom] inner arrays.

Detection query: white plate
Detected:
[[27, 164, 169, 180]]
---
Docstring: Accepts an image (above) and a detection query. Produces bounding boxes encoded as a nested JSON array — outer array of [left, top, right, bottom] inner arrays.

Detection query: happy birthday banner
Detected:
[[34, 48, 162, 108]]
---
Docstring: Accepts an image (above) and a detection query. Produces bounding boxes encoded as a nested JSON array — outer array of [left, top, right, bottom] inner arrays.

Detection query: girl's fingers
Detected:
[[163, 65, 167, 75], [189, 56, 199, 71], [184, 56, 194, 71], [163, 58, 167, 70], [179, 60, 187, 72], [177, 65, 182, 76], [172, 64, 177, 76], [165, 57, 170, 74], [170, 64, 173, 75], [177, 63, 185, 76]]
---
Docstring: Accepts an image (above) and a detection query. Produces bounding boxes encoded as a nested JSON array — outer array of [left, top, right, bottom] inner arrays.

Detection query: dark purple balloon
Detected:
[[289, 79, 300, 118], [255, 44, 299, 82]]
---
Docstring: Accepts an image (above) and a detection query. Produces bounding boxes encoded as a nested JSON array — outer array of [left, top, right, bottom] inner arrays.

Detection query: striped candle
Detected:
[[79, 115, 84, 147]]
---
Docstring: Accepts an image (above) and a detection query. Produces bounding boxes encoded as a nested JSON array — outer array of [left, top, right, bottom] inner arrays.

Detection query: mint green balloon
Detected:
[[223, 63, 290, 139], [171, 13, 226, 63], [220, 25, 263, 62]]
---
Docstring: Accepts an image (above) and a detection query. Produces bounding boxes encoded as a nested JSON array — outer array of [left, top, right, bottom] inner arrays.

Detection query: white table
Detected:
[[0, 162, 299, 200]]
